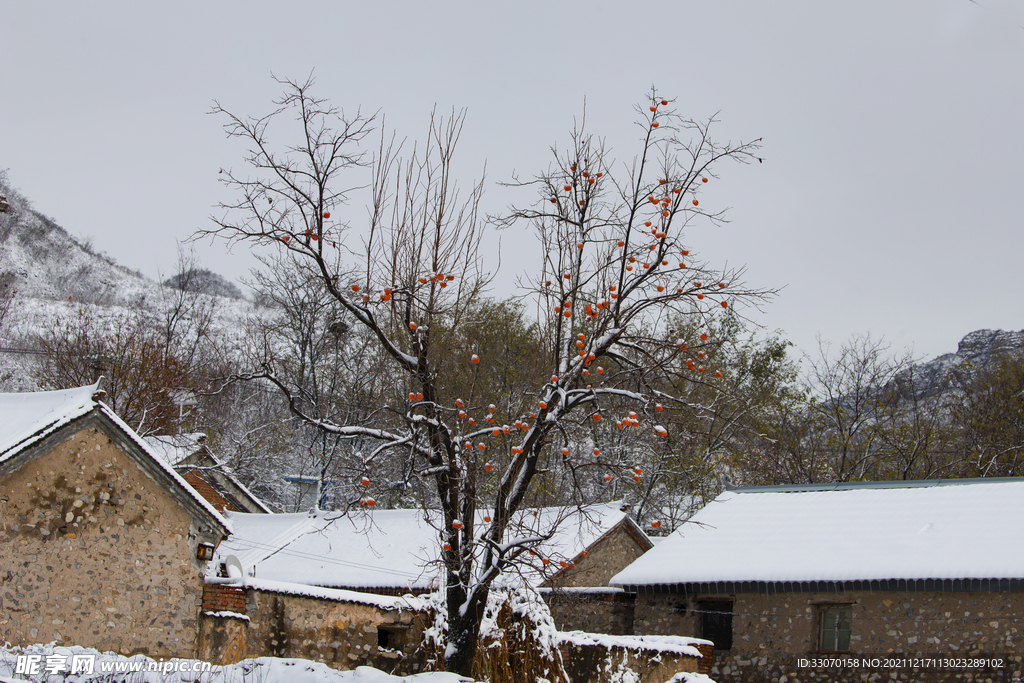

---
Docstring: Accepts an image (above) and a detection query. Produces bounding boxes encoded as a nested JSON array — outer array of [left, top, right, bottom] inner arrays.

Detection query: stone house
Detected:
[[199, 501, 658, 671], [0, 384, 231, 658], [543, 508, 654, 635], [1, 384, 708, 679], [200, 502, 706, 680], [610, 478, 1024, 683], [213, 501, 649, 596], [143, 433, 272, 514], [0, 384, 430, 673], [197, 580, 429, 674]]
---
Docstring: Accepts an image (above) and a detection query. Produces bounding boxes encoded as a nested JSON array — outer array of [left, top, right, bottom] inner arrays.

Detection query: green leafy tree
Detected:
[[946, 352, 1024, 477]]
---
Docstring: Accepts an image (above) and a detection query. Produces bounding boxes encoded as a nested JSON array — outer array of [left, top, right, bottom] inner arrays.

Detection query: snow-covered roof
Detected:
[[230, 577, 426, 611], [559, 631, 709, 657], [143, 433, 273, 515], [0, 383, 98, 461], [0, 384, 231, 535], [611, 478, 1024, 587], [213, 501, 635, 591], [143, 433, 207, 467]]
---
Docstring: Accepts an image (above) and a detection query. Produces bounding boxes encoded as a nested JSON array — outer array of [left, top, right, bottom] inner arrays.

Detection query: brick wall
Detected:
[[0, 427, 205, 658], [696, 643, 714, 675], [202, 585, 245, 613]]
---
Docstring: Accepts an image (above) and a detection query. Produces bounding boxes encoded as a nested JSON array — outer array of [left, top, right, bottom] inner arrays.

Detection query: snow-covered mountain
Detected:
[[3, 171, 1022, 408], [0, 176, 161, 306], [0, 174, 257, 391], [895, 329, 1024, 398]]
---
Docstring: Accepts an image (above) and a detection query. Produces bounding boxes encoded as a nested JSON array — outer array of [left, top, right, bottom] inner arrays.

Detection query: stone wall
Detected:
[[197, 586, 428, 676], [550, 524, 650, 590], [545, 523, 650, 634], [634, 589, 1024, 683], [559, 639, 708, 683], [0, 427, 205, 658], [546, 590, 635, 634]]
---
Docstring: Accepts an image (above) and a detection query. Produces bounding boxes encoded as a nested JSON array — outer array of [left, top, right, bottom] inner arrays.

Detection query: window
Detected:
[[699, 600, 733, 651], [818, 606, 852, 652], [377, 625, 407, 651]]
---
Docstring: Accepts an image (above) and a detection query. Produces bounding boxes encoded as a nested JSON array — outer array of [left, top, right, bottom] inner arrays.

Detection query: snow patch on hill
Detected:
[[0, 174, 262, 392], [0, 177, 158, 306]]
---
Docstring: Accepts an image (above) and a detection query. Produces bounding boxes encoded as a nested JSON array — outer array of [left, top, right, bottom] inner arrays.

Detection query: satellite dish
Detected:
[[224, 554, 244, 579]]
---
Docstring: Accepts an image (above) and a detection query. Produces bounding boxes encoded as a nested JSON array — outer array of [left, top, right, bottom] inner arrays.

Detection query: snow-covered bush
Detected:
[[421, 587, 568, 683]]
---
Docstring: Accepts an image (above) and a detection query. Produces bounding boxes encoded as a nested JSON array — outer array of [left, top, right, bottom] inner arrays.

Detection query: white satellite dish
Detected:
[[223, 554, 244, 579]]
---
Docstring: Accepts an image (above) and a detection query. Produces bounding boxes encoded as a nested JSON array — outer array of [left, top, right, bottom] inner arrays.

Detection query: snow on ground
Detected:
[[558, 632, 709, 659], [665, 675, 716, 683], [0, 643, 715, 683], [0, 644, 472, 683]]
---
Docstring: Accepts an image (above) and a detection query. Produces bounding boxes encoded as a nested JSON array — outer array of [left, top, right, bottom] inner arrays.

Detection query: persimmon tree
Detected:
[[202, 76, 768, 676], [605, 313, 798, 529]]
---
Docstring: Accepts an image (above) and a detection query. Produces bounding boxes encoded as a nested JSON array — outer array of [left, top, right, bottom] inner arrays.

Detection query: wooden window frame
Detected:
[[817, 605, 852, 652]]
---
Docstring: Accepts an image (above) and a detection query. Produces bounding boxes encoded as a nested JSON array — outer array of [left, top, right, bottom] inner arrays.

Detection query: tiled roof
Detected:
[[145, 434, 272, 514], [611, 478, 1024, 587], [213, 501, 638, 591], [183, 470, 238, 512]]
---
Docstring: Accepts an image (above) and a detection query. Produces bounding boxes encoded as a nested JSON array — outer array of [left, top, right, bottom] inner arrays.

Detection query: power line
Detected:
[[0, 346, 48, 356]]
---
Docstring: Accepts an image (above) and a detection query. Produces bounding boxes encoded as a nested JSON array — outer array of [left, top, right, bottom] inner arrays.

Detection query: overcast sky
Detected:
[[2, 1, 1022, 361]]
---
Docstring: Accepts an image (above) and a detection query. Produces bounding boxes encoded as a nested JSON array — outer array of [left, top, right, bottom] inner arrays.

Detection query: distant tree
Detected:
[[865, 363, 956, 480], [569, 311, 801, 530], [236, 252, 402, 511], [158, 247, 220, 369], [201, 76, 769, 676], [163, 265, 244, 300], [31, 247, 223, 436], [0, 270, 16, 335], [946, 352, 1024, 477], [32, 308, 205, 435], [739, 333, 971, 485], [787, 335, 914, 481]]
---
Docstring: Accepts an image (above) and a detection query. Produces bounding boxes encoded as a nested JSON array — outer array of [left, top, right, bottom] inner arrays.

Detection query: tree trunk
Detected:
[[444, 583, 489, 676]]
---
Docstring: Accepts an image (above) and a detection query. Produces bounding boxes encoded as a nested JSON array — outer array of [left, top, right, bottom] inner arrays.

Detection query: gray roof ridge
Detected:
[[733, 476, 1024, 494]]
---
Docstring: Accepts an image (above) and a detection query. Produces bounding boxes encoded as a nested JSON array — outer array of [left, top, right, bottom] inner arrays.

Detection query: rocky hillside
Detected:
[[897, 329, 1024, 397], [0, 174, 255, 392], [0, 175, 161, 306]]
